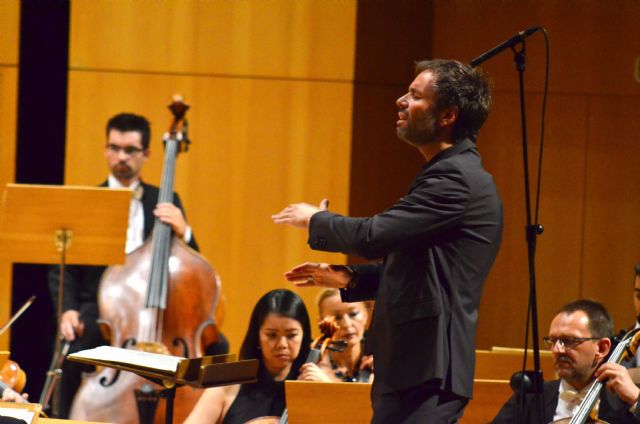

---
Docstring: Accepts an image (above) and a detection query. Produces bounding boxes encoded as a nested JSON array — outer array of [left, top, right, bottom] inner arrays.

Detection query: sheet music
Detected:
[[0, 408, 34, 423], [68, 345, 185, 373]]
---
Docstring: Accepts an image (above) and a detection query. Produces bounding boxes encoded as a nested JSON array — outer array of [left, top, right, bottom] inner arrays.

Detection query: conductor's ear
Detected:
[[438, 107, 459, 128]]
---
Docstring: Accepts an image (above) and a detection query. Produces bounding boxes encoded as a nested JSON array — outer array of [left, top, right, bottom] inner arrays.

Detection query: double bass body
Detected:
[[71, 238, 221, 424]]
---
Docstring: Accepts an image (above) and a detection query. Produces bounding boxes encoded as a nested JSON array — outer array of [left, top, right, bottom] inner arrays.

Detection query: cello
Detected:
[[70, 97, 222, 424]]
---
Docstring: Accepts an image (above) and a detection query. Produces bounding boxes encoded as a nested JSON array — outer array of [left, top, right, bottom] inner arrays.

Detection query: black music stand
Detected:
[[68, 346, 258, 424]]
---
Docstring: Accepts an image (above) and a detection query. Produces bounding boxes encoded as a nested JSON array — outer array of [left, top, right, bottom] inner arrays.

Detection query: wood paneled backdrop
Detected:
[[63, 0, 356, 352], [0, 0, 19, 350], [1, 0, 639, 383]]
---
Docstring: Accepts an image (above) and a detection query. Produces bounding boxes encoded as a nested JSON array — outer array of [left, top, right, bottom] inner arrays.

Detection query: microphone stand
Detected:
[[513, 40, 546, 424], [471, 27, 545, 423]]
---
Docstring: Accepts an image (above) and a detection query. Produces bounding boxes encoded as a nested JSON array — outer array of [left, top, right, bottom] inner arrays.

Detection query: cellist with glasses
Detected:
[[493, 299, 640, 423]]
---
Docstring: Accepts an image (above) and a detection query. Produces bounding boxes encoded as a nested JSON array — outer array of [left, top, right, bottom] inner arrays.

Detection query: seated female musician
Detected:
[[184, 289, 311, 424], [298, 288, 373, 383]]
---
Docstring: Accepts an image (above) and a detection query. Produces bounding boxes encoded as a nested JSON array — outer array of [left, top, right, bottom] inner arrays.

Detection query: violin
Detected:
[[0, 357, 28, 404], [0, 359, 26, 393], [0, 296, 33, 401]]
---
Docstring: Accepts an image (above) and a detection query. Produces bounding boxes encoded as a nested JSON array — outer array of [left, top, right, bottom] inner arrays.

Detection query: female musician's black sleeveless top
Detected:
[[222, 369, 286, 424]]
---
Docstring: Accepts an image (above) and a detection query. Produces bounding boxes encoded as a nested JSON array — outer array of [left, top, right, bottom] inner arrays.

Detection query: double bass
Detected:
[[71, 97, 222, 424]]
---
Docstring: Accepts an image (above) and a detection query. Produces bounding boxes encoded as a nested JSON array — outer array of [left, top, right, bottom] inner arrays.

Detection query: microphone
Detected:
[[470, 26, 542, 68]]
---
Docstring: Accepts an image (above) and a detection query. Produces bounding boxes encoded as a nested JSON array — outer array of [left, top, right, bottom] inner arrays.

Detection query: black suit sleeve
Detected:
[[172, 192, 199, 251], [307, 167, 470, 259], [340, 263, 382, 302]]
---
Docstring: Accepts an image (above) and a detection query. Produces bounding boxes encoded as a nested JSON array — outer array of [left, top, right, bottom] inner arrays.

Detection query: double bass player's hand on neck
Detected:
[[595, 363, 640, 406], [154, 203, 188, 239]]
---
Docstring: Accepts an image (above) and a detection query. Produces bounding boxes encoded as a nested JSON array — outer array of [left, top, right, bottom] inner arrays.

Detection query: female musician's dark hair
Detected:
[[558, 299, 614, 338], [414, 59, 492, 143], [635, 263, 640, 277], [106, 113, 151, 150], [239, 289, 311, 379]]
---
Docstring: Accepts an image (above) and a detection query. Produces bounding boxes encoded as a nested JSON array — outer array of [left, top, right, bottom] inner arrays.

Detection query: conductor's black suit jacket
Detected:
[[308, 139, 503, 398]]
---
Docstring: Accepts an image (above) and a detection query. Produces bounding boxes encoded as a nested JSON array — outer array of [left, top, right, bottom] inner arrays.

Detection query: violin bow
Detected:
[[0, 296, 35, 336]]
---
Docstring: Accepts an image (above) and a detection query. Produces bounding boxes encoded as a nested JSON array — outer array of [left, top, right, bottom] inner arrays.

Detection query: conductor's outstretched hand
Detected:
[[271, 199, 329, 229], [284, 262, 352, 289]]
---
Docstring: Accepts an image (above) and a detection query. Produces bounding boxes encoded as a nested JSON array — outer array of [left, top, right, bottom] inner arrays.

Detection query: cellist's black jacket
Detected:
[[308, 139, 503, 398], [492, 379, 640, 423]]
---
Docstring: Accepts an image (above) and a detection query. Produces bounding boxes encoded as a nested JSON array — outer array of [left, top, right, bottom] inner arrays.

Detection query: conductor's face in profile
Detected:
[[104, 129, 149, 185], [395, 71, 442, 148]]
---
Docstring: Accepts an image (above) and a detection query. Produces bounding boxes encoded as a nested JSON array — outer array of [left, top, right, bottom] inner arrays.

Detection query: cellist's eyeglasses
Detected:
[[543, 336, 600, 350], [106, 144, 145, 155]]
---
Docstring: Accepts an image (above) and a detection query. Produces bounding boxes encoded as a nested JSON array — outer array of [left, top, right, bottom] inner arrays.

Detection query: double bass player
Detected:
[[47, 113, 200, 418]]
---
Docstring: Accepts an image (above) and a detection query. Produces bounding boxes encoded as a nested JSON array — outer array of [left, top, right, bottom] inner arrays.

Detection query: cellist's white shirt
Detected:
[[553, 379, 597, 421], [108, 175, 144, 254]]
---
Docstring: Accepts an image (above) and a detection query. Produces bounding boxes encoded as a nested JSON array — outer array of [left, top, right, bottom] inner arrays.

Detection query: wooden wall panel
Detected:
[[433, 1, 640, 96], [348, 0, 433, 257], [69, 0, 356, 80], [0, 0, 19, 351], [0, 0, 19, 65], [430, 1, 640, 350], [66, 0, 356, 352], [582, 95, 640, 330], [477, 92, 589, 348]]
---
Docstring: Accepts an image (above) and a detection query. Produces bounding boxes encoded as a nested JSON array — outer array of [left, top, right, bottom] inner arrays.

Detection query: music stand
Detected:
[[285, 381, 373, 424], [0, 183, 131, 414], [68, 347, 259, 424]]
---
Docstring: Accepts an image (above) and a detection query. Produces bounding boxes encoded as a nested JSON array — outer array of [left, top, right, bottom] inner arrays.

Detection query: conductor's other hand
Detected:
[[154, 203, 187, 238], [284, 262, 352, 289], [271, 199, 329, 229], [60, 309, 84, 341]]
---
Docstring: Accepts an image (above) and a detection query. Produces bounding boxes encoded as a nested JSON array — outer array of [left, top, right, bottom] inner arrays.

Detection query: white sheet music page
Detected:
[[68, 345, 185, 372]]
